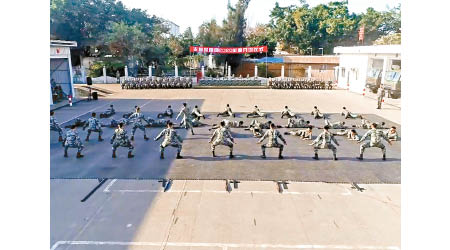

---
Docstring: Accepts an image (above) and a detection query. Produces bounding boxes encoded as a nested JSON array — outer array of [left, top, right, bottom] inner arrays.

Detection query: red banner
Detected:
[[358, 26, 365, 41], [190, 46, 268, 54]]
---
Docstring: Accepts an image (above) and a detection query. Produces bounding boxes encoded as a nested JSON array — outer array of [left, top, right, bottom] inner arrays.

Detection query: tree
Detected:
[[373, 33, 401, 45], [246, 24, 277, 57]]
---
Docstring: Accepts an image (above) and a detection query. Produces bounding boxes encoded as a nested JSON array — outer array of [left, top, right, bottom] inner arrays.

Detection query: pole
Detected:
[[265, 51, 268, 79]]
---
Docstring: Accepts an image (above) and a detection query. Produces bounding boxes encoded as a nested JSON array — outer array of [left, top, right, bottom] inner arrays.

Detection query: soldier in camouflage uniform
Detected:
[[334, 129, 360, 141], [324, 119, 347, 129], [147, 118, 170, 128], [359, 119, 386, 129], [217, 104, 234, 117], [377, 85, 385, 109], [257, 123, 287, 159], [385, 126, 399, 141], [247, 105, 267, 118], [341, 107, 362, 119], [50, 111, 64, 142], [63, 125, 84, 158], [83, 113, 103, 141], [310, 125, 339, 160], [284, 126, 313, 140], [357, 123, 392, 160], [128, 107, 150, 141], [176, 103, 195, 135], [191, 105, 205, 120], [210, 119, 244, 130], [209, 121, 235, 158], [157, 105, 174, 118], [110, 122, 134, 158], [154, 122, 183, 159], [286, 118, 310, 128], [100, 104, 115, 118], [281, 106, 297, 119], [311, 106, 324, 119], [123, 106, 138, 119]]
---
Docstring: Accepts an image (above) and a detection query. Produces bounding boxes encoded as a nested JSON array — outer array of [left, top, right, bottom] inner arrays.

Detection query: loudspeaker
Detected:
[[87, 77, 92, 85], [92, 92, 98, 100]]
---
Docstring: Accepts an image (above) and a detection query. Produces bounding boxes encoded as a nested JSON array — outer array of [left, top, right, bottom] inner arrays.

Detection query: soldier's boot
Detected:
[[85, 135, 90, 141], [229, 151, 234, 159], [64, 150, 68, 158], [333, 153, 338, 161], [382, 154, 386, 161], [76, 152, 84, 158], [98, 135, 104, 141], [58, 136, 63, 142], [130, 136, 134, 141], [160, 151, 164, 159], [191, 130, 195, 135], [112, 151, 116, 158], [233, 114, 235, 118], [128, 151, 134, 158], [261, 151, 266, 159], [212, 151, 216, 157], [278, 150, 284, 159], [176, 152, 183, 159], [284, 132, 290, 135], [144, 135, 149, 141], [312, 153, 319, 160], [357, 154, 364, 160], [216, 114, 220, 117]]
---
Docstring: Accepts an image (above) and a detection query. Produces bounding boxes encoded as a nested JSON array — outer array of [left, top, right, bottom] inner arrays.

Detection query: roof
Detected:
[[50, 40, 77, 47], [333, 45, 401, 55], [283, 55, 339, 64]]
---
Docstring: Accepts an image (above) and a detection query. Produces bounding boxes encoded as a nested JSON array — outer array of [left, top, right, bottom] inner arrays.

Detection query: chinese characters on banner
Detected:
[[190, 46, 268, 54]]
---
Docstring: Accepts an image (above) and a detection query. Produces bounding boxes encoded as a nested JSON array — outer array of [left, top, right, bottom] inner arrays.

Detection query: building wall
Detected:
[[235, 62, 337, 80]]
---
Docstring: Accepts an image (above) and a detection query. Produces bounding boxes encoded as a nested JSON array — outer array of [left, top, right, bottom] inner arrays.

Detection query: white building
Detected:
[[160, 18, 180, 36], [333, 45, 401, 94], [50, 40, 77, 105]]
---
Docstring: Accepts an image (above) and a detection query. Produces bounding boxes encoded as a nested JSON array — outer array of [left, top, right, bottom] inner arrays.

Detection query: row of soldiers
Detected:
[[269, 78, 334, 90], [121, 77, 193, 89], [51, 103, 398, 161]]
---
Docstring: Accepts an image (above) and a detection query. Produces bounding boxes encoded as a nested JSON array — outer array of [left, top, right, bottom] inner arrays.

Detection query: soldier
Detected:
[[281, 106, 297, 119], [191, 105, 205, 120], [247, 105, 267, 118], [123, 106, 138, 119], [217, 104, 234, 117], [245, 120, 264, 138], [128, 107, 150, 141], [63, 125, 84, 158], [286, 118, 310, 128], [64, 118, 87, 129], [357, 123, 392, 160], [334, 129, 360, 141], [110, 122, 134, 158], [50, 111, 64, 142], [154, 122, 183, 159], [147, 118, 170, 128], [83, 113, 103, 141], [385, 126, 399, 141], [324, 119, 347, 129], [359, 119, 386, 129], [176, 103, 195, 135], [341, 107, 362, 119], [157, 105, 174, 118], [100, 104, 116, 118], [377, 85, 385, 109], [257, 123, 287, 159], [310, 125, 339, 160], [209, 121, 235, 158], [190, 118, 208, 127], [284, 126, 313, 140], [210, 119, 244, 130], [311, 106, 324, 119], [105, 118, 129, 128]]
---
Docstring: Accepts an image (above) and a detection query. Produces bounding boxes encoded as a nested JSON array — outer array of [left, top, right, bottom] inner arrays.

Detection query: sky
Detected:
[[120, 0, 401, 35]]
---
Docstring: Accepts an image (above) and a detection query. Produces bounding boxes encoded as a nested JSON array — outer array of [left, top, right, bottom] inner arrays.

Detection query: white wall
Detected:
[[337, 54, 369, 94]]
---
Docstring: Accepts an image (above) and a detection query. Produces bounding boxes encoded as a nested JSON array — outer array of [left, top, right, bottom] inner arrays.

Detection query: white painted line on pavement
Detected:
[[60, 101, 115, 125], [51, 240, 400, 250], [102, 179, 117, 193]]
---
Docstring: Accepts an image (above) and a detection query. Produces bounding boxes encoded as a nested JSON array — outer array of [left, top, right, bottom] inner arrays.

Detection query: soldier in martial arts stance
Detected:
[[157, 105, 173, 118], [63, 125, 84, 158], [154, 122, 183, 159], [50, 111, 64, 142], [209, 121, 235, 158], [128, 107, 150, 141], [110, 122, 134, 158], [191, 105, 205, 120], [310, 125, 339, 161], [311, 106, 324, 119], [257, 123, 287, 159], [247, 105, 267, 118], [284, 126, 313, 140], [83, 112, 103, 141], [281, 106, 297, 119], [217, 104, 234, 117], [357, 123, 392, 160], [176, 103, 195, 135], [341, 107, 362, 119]]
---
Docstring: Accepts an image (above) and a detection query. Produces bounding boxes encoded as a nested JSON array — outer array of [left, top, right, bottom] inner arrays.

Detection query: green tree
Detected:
[[104, 22, 148, 62]]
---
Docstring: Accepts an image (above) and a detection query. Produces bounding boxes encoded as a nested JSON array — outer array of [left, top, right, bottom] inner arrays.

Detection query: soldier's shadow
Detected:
[[339, 156, 401, 162]]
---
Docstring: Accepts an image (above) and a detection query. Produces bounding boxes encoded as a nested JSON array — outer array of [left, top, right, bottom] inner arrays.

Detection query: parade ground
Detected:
[[51, 86, 401, 250]]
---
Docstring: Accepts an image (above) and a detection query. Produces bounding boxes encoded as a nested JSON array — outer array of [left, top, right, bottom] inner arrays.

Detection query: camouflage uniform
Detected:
[[191, 119, 207, 127], [281, 108, 296, 119], [341, 109, 360, 119], [324, 119, 346, 129], [110, 128, 134, 154], [385, 129, 399, 141], [247, 107, 266, 118], [247, 120, 264, 137], [335, 130, 360, 141], [50, 116, 64, 138], [83, 117, 103, 139], [217, 106, 234, 117], [147, 118, 169, 127], [158, 107, 173, 118], [191, 107, 205, 120], [101, 106, 115, 118], [64, 130, 84, 154], [359, 128, 389, 155], [176, 106, 194, 134], [258, 129, 286, 155], [311, 108, 324, 119], [312, 131, 338, 154], [155, 128, 183, 154], [210, 127, 234, 153], [287, 118, 309, 128], [377, 87, 385, 109], [286, 129, 312, 140], [128, 112, 149, 138]]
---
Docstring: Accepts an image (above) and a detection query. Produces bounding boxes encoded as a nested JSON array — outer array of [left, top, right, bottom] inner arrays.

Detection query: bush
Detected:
[[88, 61, 126, 77]]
